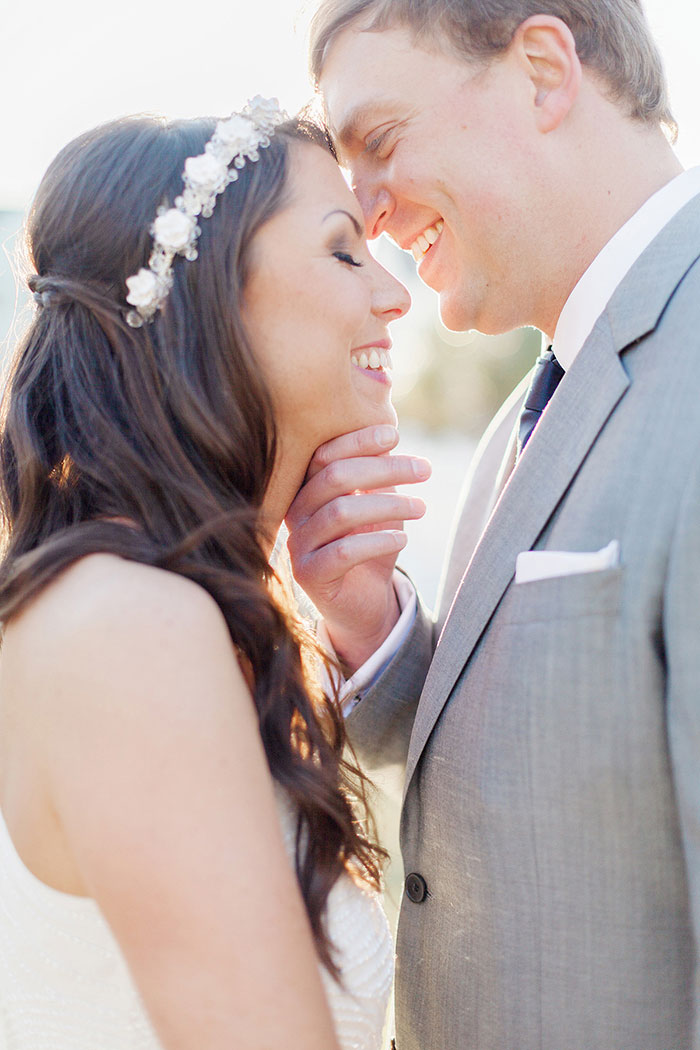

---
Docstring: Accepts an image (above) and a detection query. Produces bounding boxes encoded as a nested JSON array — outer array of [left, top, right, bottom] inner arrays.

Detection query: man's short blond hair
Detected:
[[309, 0, 676, 138]]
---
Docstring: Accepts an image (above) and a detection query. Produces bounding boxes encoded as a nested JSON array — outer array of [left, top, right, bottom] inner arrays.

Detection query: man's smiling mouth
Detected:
[[410, 220, 444, 261]]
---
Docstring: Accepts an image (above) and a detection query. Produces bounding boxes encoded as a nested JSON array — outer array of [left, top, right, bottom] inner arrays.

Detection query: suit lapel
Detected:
[[487, 413, 519, 517], [403, 316, 629, 792], [434, 372, 530, 622]]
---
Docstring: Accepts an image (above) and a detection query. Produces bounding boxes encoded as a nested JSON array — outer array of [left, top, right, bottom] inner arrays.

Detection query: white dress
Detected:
[[0, 792, 393, 1050]]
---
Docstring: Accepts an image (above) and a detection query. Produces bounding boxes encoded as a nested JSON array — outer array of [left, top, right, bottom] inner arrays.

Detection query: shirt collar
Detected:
[[552, 166, 700, 372]]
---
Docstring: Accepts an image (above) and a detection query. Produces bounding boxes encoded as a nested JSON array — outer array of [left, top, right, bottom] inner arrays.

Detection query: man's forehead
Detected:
[[320, 22, 459, 148], [321, 33, 418, 143]]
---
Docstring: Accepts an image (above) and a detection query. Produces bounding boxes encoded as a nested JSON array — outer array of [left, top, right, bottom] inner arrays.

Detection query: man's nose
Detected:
[[353, 175, 395, 240]]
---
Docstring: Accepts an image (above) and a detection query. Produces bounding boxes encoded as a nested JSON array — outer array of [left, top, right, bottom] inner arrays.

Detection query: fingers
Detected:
[[288, 491, 426, 554], [289, 452, 432, 527], [306, 425, 400, 481], [293, 530, 408, 590], [285, 426, 431, 602]]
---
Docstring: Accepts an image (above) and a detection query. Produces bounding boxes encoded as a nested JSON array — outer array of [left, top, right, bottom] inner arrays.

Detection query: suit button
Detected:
[[405, 872, 428, 902]]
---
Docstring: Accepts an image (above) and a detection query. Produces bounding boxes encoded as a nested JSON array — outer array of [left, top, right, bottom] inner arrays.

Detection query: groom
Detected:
[[286, 1, 700, 1047]]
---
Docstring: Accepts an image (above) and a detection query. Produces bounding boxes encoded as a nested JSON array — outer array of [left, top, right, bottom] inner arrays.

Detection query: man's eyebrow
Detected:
[[322, 209, 363, 236], [332, 101, 397, 149]]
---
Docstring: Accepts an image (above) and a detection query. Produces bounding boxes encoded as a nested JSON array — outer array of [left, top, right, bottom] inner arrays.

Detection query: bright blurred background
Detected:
[[2, 0, 700, 606]]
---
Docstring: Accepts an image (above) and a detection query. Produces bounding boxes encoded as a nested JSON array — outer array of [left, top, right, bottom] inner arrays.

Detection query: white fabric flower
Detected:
[[125, 268, 159, 307], [185, 152, 224, 190], [123, 99, 283, 324], [248, 96, 282, 126], [153, 208, 194, 251], [216, 114, 256, 152]]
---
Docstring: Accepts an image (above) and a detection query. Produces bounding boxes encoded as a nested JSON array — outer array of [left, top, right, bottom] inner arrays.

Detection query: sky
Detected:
[[2, 0, 700, 211]]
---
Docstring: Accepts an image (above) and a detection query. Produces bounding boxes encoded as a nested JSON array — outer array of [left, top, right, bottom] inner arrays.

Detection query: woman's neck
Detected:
[[259, 450, 310, 558]]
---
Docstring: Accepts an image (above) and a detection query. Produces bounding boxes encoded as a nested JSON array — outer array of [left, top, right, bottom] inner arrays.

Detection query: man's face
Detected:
[[321, 23, 543, 334]]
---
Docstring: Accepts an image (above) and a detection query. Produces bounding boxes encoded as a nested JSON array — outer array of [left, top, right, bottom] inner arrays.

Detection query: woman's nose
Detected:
[[372, 261, 411, 321]]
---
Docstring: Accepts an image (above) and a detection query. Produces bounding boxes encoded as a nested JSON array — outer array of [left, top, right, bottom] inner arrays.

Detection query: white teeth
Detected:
[[409, 220, 444, 262], [351, 347, 393, 371]]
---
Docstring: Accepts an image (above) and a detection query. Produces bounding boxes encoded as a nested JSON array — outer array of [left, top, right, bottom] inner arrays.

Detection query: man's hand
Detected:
[[285, 425, 431, 673]]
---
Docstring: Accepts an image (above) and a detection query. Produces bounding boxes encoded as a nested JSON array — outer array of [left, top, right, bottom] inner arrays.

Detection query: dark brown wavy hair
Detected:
[[0, 112, 382, 976]]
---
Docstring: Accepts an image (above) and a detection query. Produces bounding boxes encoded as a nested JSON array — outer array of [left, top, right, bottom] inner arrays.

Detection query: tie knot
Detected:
[[524, 350, 565, 414], [516, 348, 565, 459]]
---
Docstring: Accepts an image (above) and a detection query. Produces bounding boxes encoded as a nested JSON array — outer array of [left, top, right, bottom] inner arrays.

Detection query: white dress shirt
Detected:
[[317, 572, 416, 714], [553, 166, 700, 370], [328, 166, 700, 708]]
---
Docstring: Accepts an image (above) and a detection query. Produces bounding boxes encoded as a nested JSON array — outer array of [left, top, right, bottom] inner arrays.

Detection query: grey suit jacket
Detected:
[[348, 194, 700, 1050]]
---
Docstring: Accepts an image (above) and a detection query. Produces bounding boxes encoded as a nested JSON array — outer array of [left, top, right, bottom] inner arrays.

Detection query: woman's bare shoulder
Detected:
[[12, 553, 225, 640], [4, 553, 238, 704]]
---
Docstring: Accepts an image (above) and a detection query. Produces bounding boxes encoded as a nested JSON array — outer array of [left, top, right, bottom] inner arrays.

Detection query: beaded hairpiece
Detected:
[[124, 96, 286, 327]]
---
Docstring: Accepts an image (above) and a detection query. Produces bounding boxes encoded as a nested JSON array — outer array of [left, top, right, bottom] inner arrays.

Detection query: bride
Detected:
[[0, 99, 424, 1049]]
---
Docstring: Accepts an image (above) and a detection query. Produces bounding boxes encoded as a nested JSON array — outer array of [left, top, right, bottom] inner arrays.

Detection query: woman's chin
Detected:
[[380, 403, 398, 428], [296, 401, 398, 466], [355, 398, 397, 431], [342, 409, 397, 436]]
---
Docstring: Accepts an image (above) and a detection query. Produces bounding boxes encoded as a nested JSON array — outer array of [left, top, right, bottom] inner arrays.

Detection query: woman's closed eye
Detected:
[[333, 250, 363, 268]]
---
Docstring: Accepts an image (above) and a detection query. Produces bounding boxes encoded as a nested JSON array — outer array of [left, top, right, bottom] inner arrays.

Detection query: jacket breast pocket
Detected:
[[498, 565, 624, 626]]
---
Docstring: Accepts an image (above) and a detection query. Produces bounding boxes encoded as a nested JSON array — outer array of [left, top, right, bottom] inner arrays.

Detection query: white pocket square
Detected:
[[515, 540, 620, 585]]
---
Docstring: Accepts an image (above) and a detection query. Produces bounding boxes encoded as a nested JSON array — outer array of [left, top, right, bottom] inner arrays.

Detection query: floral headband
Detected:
[[125, 96, 286, 328]]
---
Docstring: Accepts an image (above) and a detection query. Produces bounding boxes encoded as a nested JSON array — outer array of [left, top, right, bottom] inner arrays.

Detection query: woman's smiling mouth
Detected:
[[351, 345, 393, 383], [351, 346, 392, 370]]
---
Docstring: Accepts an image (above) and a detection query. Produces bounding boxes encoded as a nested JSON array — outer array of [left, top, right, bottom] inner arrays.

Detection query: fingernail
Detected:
[[375, 425, 397, 448], [409, 498, 426, 515], [390, 530, 408, 548], [412, 457, 431, 480]]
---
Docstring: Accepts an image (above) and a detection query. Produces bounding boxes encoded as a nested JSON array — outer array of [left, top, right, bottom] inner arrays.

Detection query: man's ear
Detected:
[[512, 15, 582, 133]]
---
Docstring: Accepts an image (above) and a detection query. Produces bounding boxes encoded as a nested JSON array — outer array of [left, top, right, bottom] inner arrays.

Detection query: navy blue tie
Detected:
[[516, 348, 564, 459]]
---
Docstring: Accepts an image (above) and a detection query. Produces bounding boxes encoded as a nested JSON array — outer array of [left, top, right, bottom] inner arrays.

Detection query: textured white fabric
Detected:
[[276, 790, 394, 1050], [0, 792, 393, 1050]]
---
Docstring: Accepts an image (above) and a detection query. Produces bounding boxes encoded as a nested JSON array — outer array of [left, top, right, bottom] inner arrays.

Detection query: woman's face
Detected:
[[243, 142, 410, 469]]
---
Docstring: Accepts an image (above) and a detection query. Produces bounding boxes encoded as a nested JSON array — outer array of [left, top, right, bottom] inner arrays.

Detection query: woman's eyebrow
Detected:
[[322, 209, 363, 236]]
